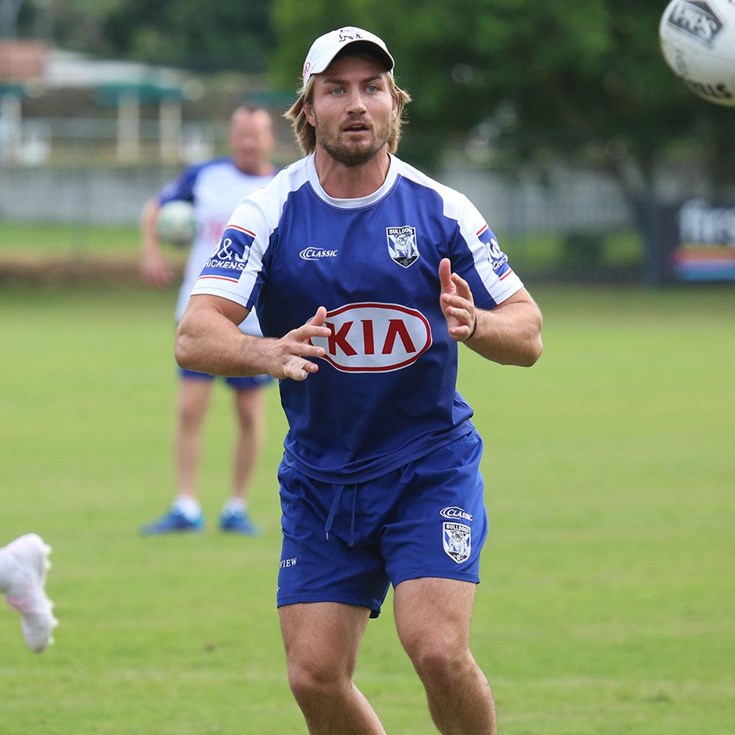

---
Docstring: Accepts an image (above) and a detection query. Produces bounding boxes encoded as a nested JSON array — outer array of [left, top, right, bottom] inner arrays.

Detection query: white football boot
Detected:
[[2, 534, 58, 652]]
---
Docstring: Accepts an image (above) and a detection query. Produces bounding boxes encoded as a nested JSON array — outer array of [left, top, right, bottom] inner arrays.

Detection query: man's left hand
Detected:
[[438, 258, 476, 342]]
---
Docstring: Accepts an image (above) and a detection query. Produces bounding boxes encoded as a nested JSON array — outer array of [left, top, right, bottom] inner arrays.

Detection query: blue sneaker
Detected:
[[140, 508, 204, 535], [219, 509, 261, 536]]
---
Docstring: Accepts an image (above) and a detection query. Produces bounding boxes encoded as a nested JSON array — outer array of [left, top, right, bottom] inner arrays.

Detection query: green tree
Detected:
[[270, 0, 734, 214], [24, 0, 274, 72], [17, 0, 128, 55], [102, 0, 274, 71]]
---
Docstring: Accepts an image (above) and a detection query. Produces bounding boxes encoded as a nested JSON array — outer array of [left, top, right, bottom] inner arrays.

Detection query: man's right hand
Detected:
[[270, 306, 330, 381], [141, 249, 174, 287]]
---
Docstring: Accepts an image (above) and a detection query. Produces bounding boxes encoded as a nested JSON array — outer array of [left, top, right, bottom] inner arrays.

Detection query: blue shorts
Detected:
[[277, 428, 488, 618], [179, 367, 274, 391]]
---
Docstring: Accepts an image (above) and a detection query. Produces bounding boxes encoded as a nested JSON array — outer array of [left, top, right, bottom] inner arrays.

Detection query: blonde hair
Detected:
[[285, 60, 411, 155]]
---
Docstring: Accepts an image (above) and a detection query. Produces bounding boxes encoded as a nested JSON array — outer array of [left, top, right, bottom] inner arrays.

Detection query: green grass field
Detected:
[[0, 282, 733, 734], [0, 222, 140, 257]]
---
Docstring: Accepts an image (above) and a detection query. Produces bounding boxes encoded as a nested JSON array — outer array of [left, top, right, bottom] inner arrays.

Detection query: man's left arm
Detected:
[[438, 258, 543, 367]]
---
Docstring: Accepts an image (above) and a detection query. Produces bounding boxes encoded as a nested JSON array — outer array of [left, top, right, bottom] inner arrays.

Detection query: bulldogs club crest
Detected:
[[386, 225, 419, 268], [442, 522, 471, 563]]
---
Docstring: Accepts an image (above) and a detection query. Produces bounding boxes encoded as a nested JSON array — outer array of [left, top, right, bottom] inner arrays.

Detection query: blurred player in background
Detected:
[[0, 533, 57, 652], [175, 27, 542, 735], [139, 105, 278, 536]]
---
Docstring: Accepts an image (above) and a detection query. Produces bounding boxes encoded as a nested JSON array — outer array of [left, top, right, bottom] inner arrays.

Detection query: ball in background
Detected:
[[156, 200, 197, 247], [659, 0, 735, 106]]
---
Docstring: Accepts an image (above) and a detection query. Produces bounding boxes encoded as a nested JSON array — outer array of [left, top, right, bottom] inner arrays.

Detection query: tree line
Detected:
[[15, 0, 735, 218]]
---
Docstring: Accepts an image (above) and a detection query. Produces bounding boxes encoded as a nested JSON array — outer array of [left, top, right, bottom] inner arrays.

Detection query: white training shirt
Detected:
[[158, 157, 276, 333]]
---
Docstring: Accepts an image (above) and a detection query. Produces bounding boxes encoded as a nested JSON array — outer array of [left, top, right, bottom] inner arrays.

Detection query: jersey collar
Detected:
[[306, 153, 398, 209]]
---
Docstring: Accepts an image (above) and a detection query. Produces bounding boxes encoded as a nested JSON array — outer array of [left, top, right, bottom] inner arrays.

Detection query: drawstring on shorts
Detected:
[[349, 485, 357, 547], [324, 485, 344, 541], [324, 484, 358, 547]]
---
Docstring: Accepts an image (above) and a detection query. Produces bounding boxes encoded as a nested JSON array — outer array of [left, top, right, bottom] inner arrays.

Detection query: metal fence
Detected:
[[0, 163, 634, 232], [441, 166, 633, 237]]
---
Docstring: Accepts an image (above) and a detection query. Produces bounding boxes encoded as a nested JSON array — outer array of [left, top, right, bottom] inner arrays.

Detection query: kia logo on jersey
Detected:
[[311, 303, 432, 373]]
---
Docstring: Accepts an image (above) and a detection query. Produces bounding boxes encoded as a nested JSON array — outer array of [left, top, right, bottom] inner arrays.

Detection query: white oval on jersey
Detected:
[[312, 302, 432, 373]]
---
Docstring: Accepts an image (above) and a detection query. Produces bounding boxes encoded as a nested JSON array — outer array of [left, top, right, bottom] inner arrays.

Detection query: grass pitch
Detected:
[[0, 283, 733, 734]]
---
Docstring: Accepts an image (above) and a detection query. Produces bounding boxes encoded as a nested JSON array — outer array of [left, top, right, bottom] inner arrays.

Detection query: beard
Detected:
[[314, 116, 392, 168]]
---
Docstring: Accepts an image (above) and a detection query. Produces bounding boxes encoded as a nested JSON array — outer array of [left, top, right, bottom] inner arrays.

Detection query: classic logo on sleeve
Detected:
[[310, 302, 432, 373], [477, 224, 511, 278], [198, 225, 255, 283]]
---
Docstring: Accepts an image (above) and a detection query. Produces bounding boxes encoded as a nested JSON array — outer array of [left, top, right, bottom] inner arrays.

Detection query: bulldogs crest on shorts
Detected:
[[386, 225, 419, 268], [442, 522, 471, 563]]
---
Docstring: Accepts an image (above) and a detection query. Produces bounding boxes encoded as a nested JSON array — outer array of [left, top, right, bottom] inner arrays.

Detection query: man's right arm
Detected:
[[140, 197, 174, 287], [175, 294, 331, 382]]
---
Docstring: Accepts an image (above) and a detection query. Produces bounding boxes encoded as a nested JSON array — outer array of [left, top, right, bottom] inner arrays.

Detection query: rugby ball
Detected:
[[659, 0, 735, 106], [156, 200, 197, 246]]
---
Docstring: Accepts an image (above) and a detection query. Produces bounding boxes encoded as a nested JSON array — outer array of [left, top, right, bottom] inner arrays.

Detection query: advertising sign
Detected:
[[668, 199, 735, 281]]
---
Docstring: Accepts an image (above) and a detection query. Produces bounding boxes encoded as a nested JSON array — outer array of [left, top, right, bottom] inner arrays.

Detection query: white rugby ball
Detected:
[[659, 0, 735, 106], [156, 200, 197, 246]]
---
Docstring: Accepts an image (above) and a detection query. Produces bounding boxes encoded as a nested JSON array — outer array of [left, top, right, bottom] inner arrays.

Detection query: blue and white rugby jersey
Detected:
[[191, 154, 523, 482], [158, 157, 275, 333]]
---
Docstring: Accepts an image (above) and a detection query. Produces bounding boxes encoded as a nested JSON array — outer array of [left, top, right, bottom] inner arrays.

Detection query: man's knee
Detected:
[[235, 407, 259, 434], [405, 635, 476, 689], [287, 658, 350, 707], [178, 386, 210, 426]]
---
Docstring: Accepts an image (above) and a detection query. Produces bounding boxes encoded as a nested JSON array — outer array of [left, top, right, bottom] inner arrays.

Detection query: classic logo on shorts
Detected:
[[199, 225, 254, 283], [443, 522, 471, 564], [440, 506, 473, 522], [310, 302, 432, 373], [386, 225, 419, 268]]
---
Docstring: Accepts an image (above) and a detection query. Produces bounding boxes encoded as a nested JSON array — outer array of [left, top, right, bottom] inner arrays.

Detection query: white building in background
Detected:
[[0, 40, 207, 166]]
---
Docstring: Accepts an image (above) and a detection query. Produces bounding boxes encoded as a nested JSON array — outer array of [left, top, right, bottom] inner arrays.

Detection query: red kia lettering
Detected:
[[314, 303, 432, 373]]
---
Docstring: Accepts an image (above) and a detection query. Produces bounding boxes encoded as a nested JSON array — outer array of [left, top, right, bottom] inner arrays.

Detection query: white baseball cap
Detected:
[[302, 26, 395, 85]]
